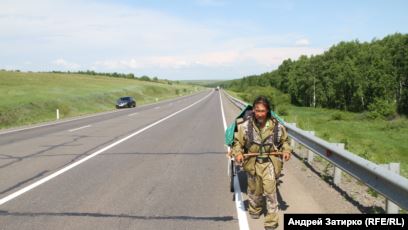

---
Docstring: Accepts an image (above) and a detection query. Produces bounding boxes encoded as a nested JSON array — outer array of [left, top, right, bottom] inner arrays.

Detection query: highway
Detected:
[[0, 90, 359, 230]]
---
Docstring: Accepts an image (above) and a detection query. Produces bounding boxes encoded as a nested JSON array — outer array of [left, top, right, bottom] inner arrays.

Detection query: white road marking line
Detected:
[[219, 92, 249, 230], [128, 112, 139, 117], [0, 110, 117, 136], [0, 92, 212, 206], [68, 125, 91, 132], [0, 91, 207, 136]]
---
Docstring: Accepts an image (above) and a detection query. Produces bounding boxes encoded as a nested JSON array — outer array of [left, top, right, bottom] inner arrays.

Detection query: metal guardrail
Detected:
[[222, 90, 408, 211]]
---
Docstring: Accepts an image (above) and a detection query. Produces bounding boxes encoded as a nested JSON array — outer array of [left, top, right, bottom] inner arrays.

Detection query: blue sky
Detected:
[[0, 0, 407, 80]]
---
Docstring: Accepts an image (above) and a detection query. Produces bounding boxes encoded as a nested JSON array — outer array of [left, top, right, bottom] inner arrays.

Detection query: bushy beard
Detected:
[[255, 117, 266, 127]]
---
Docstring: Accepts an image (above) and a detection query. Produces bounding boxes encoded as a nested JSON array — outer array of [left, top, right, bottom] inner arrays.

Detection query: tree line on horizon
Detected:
[[47, 70, 180, 85], [221, 33, 408, 117]]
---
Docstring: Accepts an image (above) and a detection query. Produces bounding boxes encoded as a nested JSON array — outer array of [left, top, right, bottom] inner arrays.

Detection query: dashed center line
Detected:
[[128, 112, 139, 117], [68, 125, 91, 132]]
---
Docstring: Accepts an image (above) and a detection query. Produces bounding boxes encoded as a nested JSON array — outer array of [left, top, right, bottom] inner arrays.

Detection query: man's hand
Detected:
[[282, 151, 291, 161], [235, 154, 244, 164]]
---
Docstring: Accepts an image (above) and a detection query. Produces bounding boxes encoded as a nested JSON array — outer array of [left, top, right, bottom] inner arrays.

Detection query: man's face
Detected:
[[253, 103, 268, 126]]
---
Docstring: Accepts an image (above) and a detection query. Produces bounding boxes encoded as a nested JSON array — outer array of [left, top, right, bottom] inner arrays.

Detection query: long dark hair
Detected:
[[252, 96, 271, 119]]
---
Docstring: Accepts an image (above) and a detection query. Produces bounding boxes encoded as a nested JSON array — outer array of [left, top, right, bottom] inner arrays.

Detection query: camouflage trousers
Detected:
[[247, 161, 279, 228]]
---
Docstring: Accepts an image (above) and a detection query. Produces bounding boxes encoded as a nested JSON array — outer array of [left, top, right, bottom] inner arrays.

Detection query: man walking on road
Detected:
[[232, 96, 291, 230]]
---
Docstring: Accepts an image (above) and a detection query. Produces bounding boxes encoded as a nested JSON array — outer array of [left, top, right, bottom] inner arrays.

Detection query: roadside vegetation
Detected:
[[220, 33, 408, 178], [180, 80, 223, 86], [219, 33, 408, 117], [227, 85, 408, 178], [0, 71, 203, 129]]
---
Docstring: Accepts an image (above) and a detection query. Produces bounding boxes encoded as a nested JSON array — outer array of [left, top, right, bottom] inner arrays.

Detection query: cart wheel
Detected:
[[227, 158, 232, 177], [229, 160, 235, 192]]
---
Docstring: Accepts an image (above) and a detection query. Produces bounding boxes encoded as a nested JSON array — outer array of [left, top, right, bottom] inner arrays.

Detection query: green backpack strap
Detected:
[[225, 104, 252, 147], [225, 123, 236, 147]]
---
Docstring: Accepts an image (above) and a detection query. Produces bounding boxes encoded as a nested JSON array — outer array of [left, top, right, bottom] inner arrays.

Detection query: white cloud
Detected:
[[95, 46, 324, 70], [52, 58, 80, 69], [0, 0, 216, 55], [295, 38, 310, 46], [0, 0, 325, 79]]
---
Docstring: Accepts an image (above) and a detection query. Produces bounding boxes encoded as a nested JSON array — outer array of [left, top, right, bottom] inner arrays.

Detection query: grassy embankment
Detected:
[[227, 87, 408, 178], [0, 71, 203, 129]]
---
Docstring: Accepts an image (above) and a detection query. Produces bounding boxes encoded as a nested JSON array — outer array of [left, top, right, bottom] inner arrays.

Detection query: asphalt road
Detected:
[[0, 90, 359, 230]]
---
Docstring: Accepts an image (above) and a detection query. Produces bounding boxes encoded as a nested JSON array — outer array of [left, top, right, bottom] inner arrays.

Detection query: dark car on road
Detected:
[[116, 96, 136, 108]]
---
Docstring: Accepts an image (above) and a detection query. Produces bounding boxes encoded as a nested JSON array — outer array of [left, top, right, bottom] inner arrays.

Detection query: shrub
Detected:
[[58, 103, 71, 116], [331, 112, 344, 120], [367, 98, 396, 119], [277, 106, 289, 116]]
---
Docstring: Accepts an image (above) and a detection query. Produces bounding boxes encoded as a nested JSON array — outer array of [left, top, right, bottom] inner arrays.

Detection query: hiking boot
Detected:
[[249, 213, 260, 219], [264, 226, 276, 230]]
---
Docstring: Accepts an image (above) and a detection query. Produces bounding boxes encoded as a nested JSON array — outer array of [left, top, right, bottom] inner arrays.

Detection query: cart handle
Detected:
[[243, 152, 283, 157]]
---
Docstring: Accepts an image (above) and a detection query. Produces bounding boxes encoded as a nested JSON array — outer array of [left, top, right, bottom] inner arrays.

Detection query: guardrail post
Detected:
[[332, 143, 345, 186], [56, 109, 60, 120], [380, 163, 401, 213], [287, 123, 297, 150], [306, 131, 315, 163]]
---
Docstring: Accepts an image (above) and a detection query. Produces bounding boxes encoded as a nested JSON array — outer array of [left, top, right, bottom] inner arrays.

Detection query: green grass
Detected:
[[0, 71, 203, 129], [179, 80, 223, 86], [285, 107, 408, 177], [281, 106, 408, 176], [229, 89, 408, 178]]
